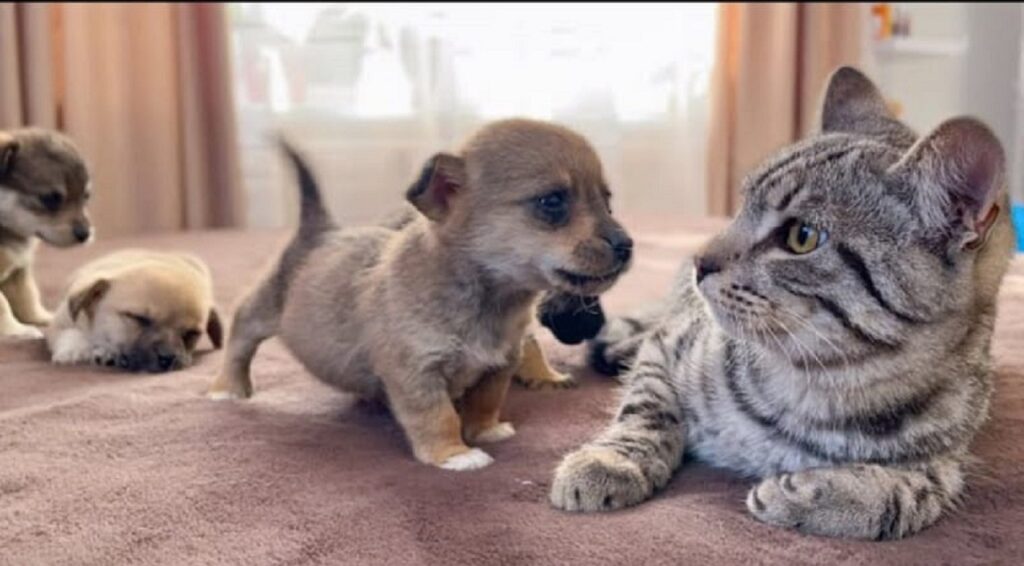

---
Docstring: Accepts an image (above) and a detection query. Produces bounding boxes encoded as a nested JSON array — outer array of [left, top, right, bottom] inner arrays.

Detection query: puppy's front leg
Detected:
[[0, 268, 52, 326], [462, 365, 517, 443], [385, 377, 493, 471], [0, 292, 44, 339]]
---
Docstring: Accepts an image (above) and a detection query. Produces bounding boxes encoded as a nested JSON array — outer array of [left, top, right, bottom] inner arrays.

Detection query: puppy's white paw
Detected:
[[440, 448, 494, 471], [1, 322, 44, 341], [207, 390, 244, 401], [472, 422, 516, 444]]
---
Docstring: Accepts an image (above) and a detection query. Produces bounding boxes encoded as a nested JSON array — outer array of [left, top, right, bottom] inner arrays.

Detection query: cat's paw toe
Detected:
[[550, 447, 651, 513], [748, 474, 817, 526]]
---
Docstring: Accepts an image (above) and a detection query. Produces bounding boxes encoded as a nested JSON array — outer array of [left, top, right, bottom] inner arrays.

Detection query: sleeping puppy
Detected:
[[0, 128, 93, 339], [45, 250, 222, 372], [208, 119, 633, 471]]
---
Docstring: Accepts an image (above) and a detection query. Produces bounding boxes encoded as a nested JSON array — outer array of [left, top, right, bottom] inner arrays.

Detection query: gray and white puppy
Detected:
[[0, 128, 93, 339], [209, 119, 633, 471], [551, 67, 1015, 540]]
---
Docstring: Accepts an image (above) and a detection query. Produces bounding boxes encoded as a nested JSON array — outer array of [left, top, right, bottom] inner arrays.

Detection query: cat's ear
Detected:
[[889, 117, 1004, 248], [819, 66, 914, 146]]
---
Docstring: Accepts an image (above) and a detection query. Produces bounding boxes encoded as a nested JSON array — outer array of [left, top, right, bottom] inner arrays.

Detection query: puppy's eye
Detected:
[[785, 221, 828, 254], [533, 188, 570, 225], [40, 192, 64, 212], [123, 313, 153, 328], [182, 330, 201, 348]]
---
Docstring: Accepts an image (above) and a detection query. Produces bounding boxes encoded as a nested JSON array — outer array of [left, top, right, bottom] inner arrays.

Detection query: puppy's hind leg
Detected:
[[462, 365, 517, 444], [208, 281, 280, 400], [514, 334, 575, 389]]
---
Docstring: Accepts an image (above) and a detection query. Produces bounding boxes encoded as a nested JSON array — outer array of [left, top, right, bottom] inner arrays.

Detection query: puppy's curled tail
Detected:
[[279, 138, 336, 239]]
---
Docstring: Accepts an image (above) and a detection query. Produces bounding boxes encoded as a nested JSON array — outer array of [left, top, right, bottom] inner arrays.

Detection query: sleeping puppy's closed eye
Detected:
[[45, 250, 221, 373]]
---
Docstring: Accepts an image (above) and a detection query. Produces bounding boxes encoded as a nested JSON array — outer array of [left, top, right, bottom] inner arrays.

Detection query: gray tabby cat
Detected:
[[550, 67, 1016, 540]]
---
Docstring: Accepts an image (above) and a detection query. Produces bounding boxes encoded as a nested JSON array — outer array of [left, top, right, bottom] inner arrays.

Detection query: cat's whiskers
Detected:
[[777, 306, 852, 370], [772, 316, 829, 374]]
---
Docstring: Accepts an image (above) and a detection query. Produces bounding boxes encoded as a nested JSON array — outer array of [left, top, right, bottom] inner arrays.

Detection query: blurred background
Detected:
[[1, 3, 1022, 242]]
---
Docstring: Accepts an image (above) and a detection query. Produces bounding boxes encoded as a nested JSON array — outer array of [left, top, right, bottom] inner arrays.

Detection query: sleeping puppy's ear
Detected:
[[537, 293, 606, 345], [405, 153, 466, 222], [0, 133, 19, 178], [68, 279, 111, 321], [206, 308, 223, 349]]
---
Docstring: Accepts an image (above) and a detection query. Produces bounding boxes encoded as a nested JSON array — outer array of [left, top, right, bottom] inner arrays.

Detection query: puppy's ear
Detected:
[[0, 134, 19, 178], [405, 153, 466, 221], [68, 279, 111, 321], [206, 308, 223, 349]]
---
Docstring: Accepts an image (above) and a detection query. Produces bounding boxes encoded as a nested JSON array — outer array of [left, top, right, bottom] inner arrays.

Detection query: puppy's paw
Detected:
[[439, 448, 494, 471], [515, 371, 577, 390], [207, 372, 253, 400], [1, 322, 44, 341], [550, 446, 651, 512], [470, 422, 516, 444], [22, 309, 53, 327]]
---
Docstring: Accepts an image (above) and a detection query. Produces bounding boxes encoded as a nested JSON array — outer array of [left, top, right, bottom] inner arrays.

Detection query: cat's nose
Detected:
[[695, 255, 722, 284]]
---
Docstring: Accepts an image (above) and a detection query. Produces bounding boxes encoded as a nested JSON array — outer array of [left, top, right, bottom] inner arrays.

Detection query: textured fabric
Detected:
[[0, 3, 244, 236], [706, 3, 867, 216], [2, 224, 1023, 565]]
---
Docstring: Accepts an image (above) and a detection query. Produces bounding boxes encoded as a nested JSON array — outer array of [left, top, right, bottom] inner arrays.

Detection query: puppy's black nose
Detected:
[[157, 354, 176, 371], [72, 222, 91, 243], [695, 255, 722, 284], [117, 354, 132, 370], [604, 233, 633, 264]]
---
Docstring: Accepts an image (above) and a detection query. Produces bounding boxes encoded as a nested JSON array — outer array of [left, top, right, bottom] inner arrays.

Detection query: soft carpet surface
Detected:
[[2, 221, 1023, 565]]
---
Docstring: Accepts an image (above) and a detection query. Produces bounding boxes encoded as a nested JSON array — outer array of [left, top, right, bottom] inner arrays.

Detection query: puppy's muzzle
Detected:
[[72, 221, 92, 243], [604, 231, 633, 265], [109, 348, 183, 373]]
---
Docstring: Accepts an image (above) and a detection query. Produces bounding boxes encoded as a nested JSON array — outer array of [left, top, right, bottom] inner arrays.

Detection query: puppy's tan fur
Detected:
[[46, 250, 222, 372], [209, 119, 631, 470], [0, 128, 93, 339]]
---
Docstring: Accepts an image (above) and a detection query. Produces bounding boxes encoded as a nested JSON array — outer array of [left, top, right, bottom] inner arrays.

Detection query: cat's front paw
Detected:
[[550, 446, 651, 512], [747, 471, 878, 539]]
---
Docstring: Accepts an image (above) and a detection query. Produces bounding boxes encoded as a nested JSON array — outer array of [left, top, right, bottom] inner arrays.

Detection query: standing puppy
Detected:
[[209, 119, 632, 471], [46, 250, 222, 372], [0, 128, 93, 339]]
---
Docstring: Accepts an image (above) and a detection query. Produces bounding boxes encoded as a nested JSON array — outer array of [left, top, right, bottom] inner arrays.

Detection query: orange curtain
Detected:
[[0, 2, 244, 236], [706, 3, 866, 216]]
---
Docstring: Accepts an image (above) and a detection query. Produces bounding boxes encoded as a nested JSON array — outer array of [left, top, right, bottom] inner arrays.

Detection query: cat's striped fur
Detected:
[[550, 67, 1016, 540]]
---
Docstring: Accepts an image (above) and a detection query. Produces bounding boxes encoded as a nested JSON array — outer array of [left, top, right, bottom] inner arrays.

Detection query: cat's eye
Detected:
[[785, 222, 828, 254], [40, 191, 64, 212], [182, 329, 201, 348], [533, 188, 570, 225], [123, 313, 153, 328]]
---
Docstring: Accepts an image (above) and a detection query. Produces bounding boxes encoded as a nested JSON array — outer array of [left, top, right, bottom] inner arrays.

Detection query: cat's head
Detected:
[[694, 66, 1014, 367]]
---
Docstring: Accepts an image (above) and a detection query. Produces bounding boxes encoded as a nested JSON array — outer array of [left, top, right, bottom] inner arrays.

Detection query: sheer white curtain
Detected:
[[229, 3, 718, 228]]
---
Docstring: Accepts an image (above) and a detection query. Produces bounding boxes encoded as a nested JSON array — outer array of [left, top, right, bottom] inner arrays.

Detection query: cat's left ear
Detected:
[[818, 66, 915, 146], [889, 117, 1004, 249]]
